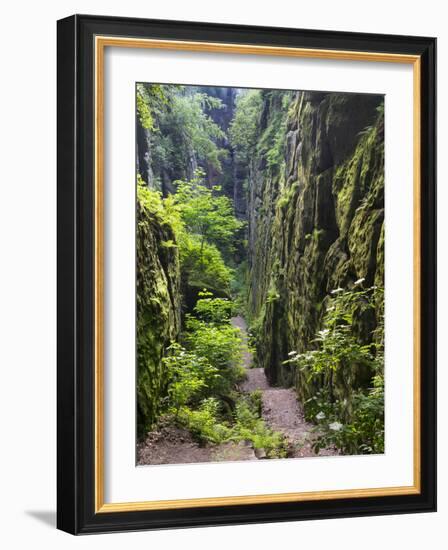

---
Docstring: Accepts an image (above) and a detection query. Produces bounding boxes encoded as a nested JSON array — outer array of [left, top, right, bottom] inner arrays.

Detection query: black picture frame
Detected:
[[57, 14, 436, 535]]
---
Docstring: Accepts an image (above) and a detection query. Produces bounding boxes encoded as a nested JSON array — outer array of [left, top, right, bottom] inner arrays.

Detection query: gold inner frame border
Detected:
[[94, 35, 421, 513]]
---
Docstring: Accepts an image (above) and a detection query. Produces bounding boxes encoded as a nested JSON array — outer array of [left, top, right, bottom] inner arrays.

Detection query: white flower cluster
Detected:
[[329, 421, 343, 431], [331, 287, 344, 294]]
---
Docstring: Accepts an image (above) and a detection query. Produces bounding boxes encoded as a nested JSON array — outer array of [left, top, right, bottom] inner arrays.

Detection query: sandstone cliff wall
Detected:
[[136, 192, 181, 436], [247, 92, 384, 392]]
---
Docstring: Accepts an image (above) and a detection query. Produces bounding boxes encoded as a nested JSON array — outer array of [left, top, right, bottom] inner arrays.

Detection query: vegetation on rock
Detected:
[[284, 284, 384, 454], [136, 84, 385, 459], [136, 181, 180, 435]]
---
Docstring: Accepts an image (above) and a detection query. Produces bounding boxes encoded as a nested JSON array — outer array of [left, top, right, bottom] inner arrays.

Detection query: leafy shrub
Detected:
[[184, 316, 245, 395], [177, 398, 231, 444], [247, 390, 263, 417], [285, 283, 384, 455], [180, 235, 233, 294], [193, 290, 234, 324], [162, 343, 219, 414], [137, 175, 235, 296], [309, 373, 384, 454], [231, 397, 287, 458], [176, 393, 287, 457], [137, 174, 183, 232], [174, 171, 244, 257]]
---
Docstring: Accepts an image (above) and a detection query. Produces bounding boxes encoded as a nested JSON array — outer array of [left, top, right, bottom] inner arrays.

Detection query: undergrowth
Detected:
[[284, 282, 385, 455]]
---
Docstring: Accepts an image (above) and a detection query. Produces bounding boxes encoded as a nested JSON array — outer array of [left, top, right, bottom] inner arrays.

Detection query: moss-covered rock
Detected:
[[136, 190, 181, 437], [247, 91, 384, 399]]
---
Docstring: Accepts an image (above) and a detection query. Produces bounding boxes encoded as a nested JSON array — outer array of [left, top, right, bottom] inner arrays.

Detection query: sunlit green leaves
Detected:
[[194, 291, 234, 324], [162, 342, 218, 414], [174, 172, 244, 256]]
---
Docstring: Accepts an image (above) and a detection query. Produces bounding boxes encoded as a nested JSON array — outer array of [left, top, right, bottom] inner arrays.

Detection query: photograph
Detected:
[[135, 83, 385, 466], [53, 12, 436, 535]]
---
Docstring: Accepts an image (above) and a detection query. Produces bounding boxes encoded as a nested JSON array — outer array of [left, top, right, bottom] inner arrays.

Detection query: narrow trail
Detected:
[[231, 315, 336, 458], [137, 315, 334, 466]]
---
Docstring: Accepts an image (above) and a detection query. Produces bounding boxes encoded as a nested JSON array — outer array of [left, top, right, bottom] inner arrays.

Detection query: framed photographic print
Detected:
[[57, 14, 436, 534]]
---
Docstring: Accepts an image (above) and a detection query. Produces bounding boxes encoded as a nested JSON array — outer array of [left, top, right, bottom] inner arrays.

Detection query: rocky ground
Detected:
[[235, 315, 336, 458]]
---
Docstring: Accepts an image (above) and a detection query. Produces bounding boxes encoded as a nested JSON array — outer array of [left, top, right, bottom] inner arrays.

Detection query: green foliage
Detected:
[[266, 281, 280, 304], [306, 373, 384, 455], [164, 293, 244, 400], [256, 90, 293, 170], [230, 260, 250, 317], [277, 181, 299, 209], [171, 91, 227, 172], [246, 304, 266, 353], [285, 283, 385, 455], [163, 293, 287, 455], [229, 90, 263, 163], [231, 396, 287, 458], [175, 393, 287, 456], [160, 293, 245, 441], [174, 171, 244, 257], [194, 290, 234, 324], [137, 174, 235, 295], [247, 389, 263, 417], [162, 343, 219, 414], [286, 284, 380, 377], [180, 236, 233, 294], [177, 399, 232, 444], [137, 174, 182, 232], [184, 316, 245, 395], [136, 83, 171, 130], [136, 179, 180, 437], [143, 86, 228, 183]]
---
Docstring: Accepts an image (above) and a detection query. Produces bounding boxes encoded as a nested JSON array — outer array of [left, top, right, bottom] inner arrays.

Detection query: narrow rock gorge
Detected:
[[135, 83, 385, 460]]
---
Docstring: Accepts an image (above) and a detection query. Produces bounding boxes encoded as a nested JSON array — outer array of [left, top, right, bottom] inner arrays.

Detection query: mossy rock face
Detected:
[[348, 207, 384, 286], [246, 91, 384, 404], [375, 223, 385, 287], [136, 196, 181, 438]]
